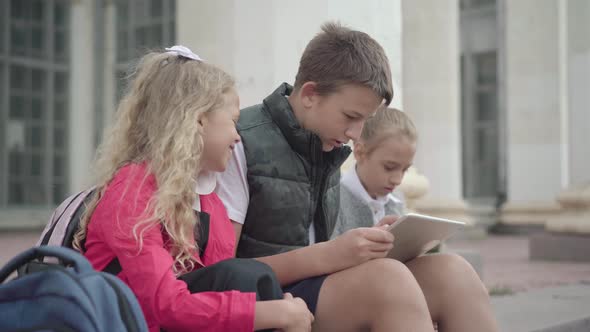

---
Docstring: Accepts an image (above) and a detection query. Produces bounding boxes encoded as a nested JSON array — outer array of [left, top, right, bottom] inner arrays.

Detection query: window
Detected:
[[475, 53, 497, 123], [115, 0, 176, 99], [0, 0, 70, 206], [460, 0, 496, 10], [93, 0, 176, 145]]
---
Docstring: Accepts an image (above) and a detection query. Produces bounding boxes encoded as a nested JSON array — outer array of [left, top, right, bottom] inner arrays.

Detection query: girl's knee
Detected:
[[215, 258, 271, 274], [213, 258, 278, 284], [237, 258, 276, 276], [214, 259, 282, 300]]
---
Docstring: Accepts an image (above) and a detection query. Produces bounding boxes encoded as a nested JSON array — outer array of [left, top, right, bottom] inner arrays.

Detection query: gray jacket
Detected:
[[332, 185, 405, 238]]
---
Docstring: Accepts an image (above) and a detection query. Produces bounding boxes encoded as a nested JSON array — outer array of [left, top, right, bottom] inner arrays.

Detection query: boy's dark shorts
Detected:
[[282, 275, 328, 314]]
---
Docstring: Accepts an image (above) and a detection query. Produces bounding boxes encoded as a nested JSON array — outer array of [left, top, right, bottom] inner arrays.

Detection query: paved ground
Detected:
[[491, 284, 590, 332], [446, 235, 590, 294], [0, 230, 41, 267], [2, 230, 590, 295]]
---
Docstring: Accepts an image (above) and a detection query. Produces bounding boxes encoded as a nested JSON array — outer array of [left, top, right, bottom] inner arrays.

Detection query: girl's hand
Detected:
[[375, 215, 398, 228], [323, 227, 395, 272], [254, 293, 313, 331], [280, 293, 314, 332]]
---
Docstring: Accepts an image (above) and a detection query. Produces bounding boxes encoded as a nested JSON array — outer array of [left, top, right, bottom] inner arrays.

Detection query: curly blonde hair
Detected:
[[73, 50, 234, 274]]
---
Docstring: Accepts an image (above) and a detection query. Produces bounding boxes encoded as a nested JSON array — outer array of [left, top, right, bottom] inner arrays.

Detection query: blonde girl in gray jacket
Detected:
[[332, 107, 499, 332], [332, 107, 416, 237]]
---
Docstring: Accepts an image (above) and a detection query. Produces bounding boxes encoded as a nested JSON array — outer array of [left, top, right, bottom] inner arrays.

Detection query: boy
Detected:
[[217, 22, 498, 331]]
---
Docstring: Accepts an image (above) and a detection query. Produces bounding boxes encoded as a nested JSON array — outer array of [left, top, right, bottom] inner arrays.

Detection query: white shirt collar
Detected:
[[341, 165, 389, 206], [341, 165, 402, 224], [192, 171, 216, 211]]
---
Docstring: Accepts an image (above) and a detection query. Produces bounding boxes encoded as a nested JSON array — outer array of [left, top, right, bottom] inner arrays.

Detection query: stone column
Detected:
[[499, 0, 563, 230], [545, 0, 590, 235], [401, 0, 472, 224], [68, 0, 95, 193], [101, 1, 117, 132]]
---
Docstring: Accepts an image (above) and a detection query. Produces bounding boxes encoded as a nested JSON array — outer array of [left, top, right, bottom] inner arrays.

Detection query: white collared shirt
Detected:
[[215, 141, 317, 244], [340, 166, 402, 225], [192, 171, 217, 212]]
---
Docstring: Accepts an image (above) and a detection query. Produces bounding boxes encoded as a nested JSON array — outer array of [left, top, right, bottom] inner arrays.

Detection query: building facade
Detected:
[[1, 0, 588, 233]]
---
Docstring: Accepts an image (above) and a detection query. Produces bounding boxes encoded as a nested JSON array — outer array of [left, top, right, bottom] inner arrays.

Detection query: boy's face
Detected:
[[300, 83, 383, 151], [354, 135, 416, 199]]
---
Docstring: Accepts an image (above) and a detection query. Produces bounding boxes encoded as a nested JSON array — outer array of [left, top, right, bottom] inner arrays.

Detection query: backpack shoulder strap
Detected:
[[62, 188, 96, 250], [38, 187, 96, 248]]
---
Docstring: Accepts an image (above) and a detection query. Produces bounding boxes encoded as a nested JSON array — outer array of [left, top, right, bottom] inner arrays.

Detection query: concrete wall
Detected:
[[504, 0, 562, 204], [177, 0, 403, 109], [567, 0, 590, 185]]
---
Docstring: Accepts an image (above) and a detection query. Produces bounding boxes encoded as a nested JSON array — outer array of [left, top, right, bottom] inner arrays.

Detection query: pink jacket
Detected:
[[84, 164, 255, 332]]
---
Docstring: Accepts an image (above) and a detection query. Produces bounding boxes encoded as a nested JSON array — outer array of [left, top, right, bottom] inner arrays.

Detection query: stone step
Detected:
[[530, 232, 590, 263], [492, 284, 590, 332]]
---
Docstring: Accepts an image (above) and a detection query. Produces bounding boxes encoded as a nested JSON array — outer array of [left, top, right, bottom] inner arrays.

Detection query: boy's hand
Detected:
[[324, 227, 394, 272], [374, 215, 398, 228]]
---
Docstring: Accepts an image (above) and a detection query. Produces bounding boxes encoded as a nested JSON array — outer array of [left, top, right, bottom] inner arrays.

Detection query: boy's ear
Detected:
[[299, 82, 318, 109]]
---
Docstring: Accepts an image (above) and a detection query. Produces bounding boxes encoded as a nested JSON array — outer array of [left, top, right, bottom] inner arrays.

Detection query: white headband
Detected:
[[164, 45, 203, 61]]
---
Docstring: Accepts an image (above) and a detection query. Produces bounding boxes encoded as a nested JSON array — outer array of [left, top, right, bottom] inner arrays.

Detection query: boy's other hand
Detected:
[[375, 215, 398, 228], [325, 227, 395, 272]]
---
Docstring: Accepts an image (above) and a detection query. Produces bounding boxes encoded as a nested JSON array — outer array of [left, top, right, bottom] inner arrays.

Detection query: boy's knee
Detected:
[[435, 253, 479, 278], [360, 259, 420, 293], [354, 259, 427, 310]]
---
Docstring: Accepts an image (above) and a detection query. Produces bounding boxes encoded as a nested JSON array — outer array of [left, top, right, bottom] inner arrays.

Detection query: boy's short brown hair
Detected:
[[294, 22, 394, 105]]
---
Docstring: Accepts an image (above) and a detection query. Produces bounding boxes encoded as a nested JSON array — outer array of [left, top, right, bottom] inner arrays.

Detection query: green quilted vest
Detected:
[[237, 83, 350, 258]]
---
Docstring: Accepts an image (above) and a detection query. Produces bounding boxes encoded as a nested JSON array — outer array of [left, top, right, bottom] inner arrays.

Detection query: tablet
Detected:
[[386, 213, 465, 263]]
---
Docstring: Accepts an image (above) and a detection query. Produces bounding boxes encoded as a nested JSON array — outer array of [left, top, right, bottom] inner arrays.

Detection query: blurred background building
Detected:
[[1, 0, 589, 234]]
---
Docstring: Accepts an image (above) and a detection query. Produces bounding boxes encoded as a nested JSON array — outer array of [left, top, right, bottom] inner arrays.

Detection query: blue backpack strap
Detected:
[[0, 246, 94, 283]]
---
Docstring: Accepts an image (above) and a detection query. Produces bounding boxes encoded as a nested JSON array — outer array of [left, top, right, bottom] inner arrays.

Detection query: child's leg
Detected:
[[406, 254, 499, 332], [179, 259, 283, 332], [179, 258, 283, 301], [313, 258, 435, 332]]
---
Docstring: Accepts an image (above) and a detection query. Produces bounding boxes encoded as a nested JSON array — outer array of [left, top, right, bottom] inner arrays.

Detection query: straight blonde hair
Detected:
[[360, 107, 417, 153], [74, 50, 234, 275]]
